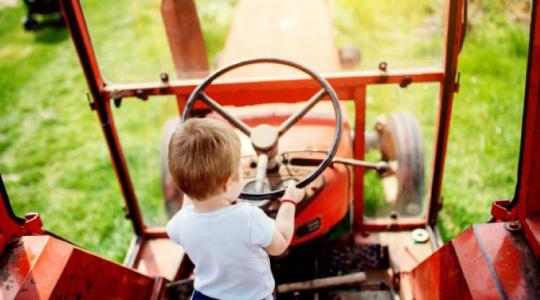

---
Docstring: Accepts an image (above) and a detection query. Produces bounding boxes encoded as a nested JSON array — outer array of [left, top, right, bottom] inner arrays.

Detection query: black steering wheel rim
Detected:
[[181, 57, 343, 200]]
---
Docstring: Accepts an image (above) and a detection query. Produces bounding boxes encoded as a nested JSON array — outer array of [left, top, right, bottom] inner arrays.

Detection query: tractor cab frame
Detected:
[[1, 0, 539, 299]]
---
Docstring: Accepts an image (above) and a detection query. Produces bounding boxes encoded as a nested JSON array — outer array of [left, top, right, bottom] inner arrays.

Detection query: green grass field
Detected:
[[0, 0, 530, 262]]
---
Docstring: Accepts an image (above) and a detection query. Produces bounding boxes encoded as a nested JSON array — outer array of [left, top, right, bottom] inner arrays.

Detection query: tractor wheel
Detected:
[[161, 118, 183, 217], [376, 112, 425, 216]]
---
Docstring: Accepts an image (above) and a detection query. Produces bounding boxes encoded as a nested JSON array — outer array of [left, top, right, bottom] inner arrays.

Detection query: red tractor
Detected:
[[1, 0, 539, 299]]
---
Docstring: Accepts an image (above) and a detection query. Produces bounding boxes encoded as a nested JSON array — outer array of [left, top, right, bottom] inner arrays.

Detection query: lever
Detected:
[[289, 157, 389, 173]]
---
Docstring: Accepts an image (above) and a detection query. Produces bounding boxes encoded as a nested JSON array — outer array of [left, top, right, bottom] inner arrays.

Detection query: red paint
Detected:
[[411, 223, 540, 299]]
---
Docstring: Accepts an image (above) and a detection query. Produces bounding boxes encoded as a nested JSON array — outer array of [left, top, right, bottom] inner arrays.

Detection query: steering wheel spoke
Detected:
[[278, 88, 327, 136], [254, 153, 269, 193], [199, 92, 252, 136]]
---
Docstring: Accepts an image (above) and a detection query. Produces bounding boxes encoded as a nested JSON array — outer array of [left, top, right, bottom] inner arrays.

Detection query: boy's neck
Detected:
[[192, 193, 232, 213]]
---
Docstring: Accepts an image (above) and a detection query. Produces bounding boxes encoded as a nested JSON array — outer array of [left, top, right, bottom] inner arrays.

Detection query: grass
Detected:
[[0, 0, 530, 261], [437, 1, 529, 239]]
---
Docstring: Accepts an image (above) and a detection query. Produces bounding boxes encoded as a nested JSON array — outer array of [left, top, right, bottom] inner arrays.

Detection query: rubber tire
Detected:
[[379, 112, 425, 216], [160, 118, 183, 217]]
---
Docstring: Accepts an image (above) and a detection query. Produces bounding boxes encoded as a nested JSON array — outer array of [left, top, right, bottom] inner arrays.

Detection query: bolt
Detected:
[[160, 72, 169, 84], [505, 221, 522, 232], [378, 61, 388, 72]]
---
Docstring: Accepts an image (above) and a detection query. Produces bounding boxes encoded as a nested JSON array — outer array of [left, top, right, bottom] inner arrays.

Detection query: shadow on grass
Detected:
[[33, 25, 67, 44]]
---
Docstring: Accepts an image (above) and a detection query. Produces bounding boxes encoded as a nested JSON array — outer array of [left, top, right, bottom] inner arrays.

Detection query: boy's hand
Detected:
[[282, 183, 305, 204], [267, 183, 305, 256]]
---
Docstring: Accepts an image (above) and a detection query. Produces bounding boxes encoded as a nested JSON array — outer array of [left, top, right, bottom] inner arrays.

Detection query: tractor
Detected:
[[1, 0, 539, 299]]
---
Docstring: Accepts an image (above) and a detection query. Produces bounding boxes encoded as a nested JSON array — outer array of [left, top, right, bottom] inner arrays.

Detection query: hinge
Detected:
[[86, 92, 96, 110]]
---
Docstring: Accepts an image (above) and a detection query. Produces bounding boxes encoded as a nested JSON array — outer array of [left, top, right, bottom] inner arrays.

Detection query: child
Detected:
[[166, 118, 305, 300]]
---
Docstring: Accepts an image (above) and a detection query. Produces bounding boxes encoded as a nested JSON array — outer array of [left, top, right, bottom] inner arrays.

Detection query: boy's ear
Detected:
[[223, 176, 233, 192]]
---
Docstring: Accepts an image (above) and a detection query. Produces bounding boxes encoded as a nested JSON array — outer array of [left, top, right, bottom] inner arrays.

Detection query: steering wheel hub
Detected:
[[251, 124, 279, 152]]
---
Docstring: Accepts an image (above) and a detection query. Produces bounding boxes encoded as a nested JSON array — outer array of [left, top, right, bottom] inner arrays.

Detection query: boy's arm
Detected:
[[266, 184, 304, 256]]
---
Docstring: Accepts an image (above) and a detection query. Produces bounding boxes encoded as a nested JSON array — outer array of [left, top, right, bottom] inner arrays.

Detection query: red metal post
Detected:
[[0, 176, 25, 254], [428, 0, 466, 225], [352, 87, 366, 228], [515, 0, 540, 256], [161, 0, 209, 79], [105, 70, 444, 104], [59, 0, 145, 235]]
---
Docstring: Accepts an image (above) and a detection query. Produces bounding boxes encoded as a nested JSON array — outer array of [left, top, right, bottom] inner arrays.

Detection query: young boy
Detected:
[[166, 118, 304, 300]]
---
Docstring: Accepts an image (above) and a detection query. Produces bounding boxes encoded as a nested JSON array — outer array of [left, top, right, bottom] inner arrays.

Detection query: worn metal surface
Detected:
[[130, 237, 186, 281], [276, 272, 366, 294], [409, 237, 472, 300], [0, 236, 160, 299], [355, 230, 435, 275], [410, 223, 540, 299]]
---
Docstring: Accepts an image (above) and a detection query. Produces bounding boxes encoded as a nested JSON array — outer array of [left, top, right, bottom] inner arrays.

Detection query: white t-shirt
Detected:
[[166, 203, 275, 300]]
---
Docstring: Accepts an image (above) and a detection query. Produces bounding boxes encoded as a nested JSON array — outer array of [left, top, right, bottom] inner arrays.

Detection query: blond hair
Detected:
[[168, 118, 241, 200]]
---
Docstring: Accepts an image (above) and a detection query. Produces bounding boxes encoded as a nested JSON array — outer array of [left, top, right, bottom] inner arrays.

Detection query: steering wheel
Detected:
[[181, 58, 343, 200]]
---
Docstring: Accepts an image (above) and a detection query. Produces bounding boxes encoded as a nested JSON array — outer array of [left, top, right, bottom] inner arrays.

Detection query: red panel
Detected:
[[50, 248, 155, 299], [17, 237, 73, 299], [411, 223, 540, 299], [0, 237, 49, 299], [473, 223, 539, 298], [410, 241, 472, 300], [452, 227, 502, 298], [1, 236, 161, 299]]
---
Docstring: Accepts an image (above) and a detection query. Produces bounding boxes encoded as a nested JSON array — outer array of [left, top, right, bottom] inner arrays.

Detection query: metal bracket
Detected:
[[454, 72, 461, 93], [135, 89, 149, 101], [378, 61, 388, 83], [491, 200, 517, 221], [23, 212, 44, 235], [399, 76, 412, 88], [113, 97, 122, 108], [86, 92, 96, 110]]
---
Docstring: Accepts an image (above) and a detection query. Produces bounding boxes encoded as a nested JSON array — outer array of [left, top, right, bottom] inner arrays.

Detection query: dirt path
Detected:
[[0, 0, 17, 8]]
